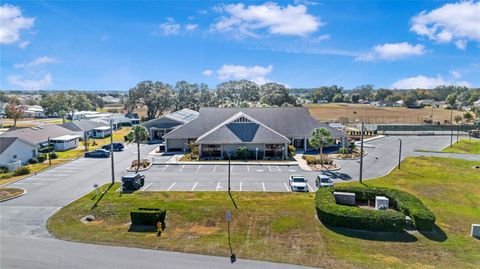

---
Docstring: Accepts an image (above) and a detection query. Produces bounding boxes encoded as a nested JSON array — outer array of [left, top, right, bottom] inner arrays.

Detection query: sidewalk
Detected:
[[152, 159, 298, 166]]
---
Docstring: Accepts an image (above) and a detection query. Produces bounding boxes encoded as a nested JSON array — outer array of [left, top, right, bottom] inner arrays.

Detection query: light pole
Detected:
[[450, 108, 453, 147], [47, 136, 51, 166], [227, 153, 231, 194], [110, 119, 115, 184], [255, 147, 258, 161], [359, 122, 364, 184], [398, 138, 402, 169]]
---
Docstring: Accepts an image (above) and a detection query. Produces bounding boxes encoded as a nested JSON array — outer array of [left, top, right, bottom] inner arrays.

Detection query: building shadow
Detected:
[[128, 224, 157, 233], [418, 225, 448, 242], [322, 222, 418, 243]]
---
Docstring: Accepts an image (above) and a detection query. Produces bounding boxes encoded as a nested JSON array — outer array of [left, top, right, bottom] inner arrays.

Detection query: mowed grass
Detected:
[[305, 103, 464, 124], [442, 139, 480, 154], [48, 157, 480, 269]]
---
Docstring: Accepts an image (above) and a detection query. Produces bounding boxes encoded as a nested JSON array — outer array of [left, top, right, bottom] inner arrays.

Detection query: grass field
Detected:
[[305, 103, 465, 124], [48, 157, 480, 269], [442, 139, 480, 154]]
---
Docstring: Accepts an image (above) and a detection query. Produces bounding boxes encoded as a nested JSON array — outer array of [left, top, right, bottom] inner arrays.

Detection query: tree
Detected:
[[127, 81, 174, 120], [65, 93, 93, 119], [445, 93, 457, 109], [332, 93, 345, 103], [260, 83, 296, 106], [309, 128, 333, 165], [463, 112, 473, 123], [5, 97, 25, 127], [352, 84, 373, 101], [216, 80, 260, 105], [350, 93, 360, 103], [312, 85, 343, 102], [374, 88, 394, 101], [126, 125, 149, 173], [403, 94, 418, 108], [454, 115, 462, 124]]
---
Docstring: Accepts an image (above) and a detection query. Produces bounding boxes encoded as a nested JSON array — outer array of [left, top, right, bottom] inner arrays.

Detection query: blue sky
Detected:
[[1, 1, 479, 91]]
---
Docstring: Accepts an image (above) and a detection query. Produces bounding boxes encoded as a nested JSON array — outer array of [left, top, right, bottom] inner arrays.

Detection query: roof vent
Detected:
[[233, 116, 251, 123]]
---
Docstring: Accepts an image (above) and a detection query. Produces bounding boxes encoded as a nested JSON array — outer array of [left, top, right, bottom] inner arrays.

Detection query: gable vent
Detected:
[[233, 116, 251, 123]]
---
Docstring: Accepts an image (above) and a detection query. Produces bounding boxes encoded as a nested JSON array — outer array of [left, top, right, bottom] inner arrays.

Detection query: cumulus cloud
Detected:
[[185, 23, 198, 31], [8, 73, 53, 90], [357, 42, 426, 61], [391, 75, 470, 89], [153, 18, 181, 36], [0, 4, 35, 45], [14, 56, 57, 69], [217, 64, 273, 84], [212, 2, 322, 38], [449, 70, 461, 79], [410, 1, 480, 49], [202, 69, 213, 76]]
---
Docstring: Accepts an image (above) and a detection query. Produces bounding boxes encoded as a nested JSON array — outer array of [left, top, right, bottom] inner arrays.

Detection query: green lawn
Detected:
[[48, 157, 480, 269], [442, 139, 480, 154]]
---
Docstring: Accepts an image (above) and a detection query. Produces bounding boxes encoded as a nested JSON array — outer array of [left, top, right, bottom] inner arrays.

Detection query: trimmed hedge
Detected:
[[130, 208, 166, 226], [315, 186, 436, 232], [334, 186, 436, 231], [302, 155, 333, 165], [14, 166, 30, 176], [315, 188, 405, 232]]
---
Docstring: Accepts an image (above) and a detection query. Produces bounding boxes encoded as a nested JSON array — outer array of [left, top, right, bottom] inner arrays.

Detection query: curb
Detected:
[[0, 187, 27, 202], [152, 162, 298, 166], [126, 162, 154, 172], [331, 151, 368, 160]]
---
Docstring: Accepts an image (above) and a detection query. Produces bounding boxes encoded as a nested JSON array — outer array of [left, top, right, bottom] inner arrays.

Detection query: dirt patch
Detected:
[[309, 164, 340, 171], [188, 225, 220, 235]]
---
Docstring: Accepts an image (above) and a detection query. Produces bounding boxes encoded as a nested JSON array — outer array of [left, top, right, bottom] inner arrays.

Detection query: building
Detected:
[[374, 101, 402, 107], [143, 108, 199, 141], [0, 137, 39, 171], [22, 105, 45, 118], [1, 124, 76, 147], [164, 107, 344, 159], [101, 95, 121, 104], [49, 135, 80, 151], [61, 119, 111, 138]]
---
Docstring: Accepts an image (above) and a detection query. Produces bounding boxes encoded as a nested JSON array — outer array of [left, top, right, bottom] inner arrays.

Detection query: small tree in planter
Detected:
[[309, 128, 333, 165], [126, 125, 149, 172], [236, 146, 248, 160]]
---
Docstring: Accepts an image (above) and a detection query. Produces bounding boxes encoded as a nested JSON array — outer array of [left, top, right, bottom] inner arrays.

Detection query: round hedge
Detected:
[[315, 186, 436, 232]]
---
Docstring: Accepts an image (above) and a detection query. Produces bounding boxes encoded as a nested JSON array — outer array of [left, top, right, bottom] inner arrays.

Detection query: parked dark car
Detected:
[[102, 142, 125, 151], [121, 173, 145, 192], [84, 149, 110, 158]]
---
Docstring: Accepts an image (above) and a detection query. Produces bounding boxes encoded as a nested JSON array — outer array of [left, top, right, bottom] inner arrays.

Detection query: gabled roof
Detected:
[[165, 107, 344, 140], [143, 108, 199, 129], [0, 125, 74, 145], [61, 119, 108, 132], [196, 112, 290, 144]]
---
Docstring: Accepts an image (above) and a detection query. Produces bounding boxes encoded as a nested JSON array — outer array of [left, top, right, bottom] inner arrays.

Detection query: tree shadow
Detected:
[[322, 222, 418, 243], [321, 170, 352, 181], [418, 225, 448, 242], [91, 183, 114, 209]]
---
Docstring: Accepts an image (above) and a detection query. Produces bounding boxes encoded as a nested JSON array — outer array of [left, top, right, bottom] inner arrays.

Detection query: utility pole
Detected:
[[359, 122, 364, 183], [398, 138, 402, 169], [228, 153, 231, 194], [110, 119, 115, 184], [450, 108, 453, 147], [48, 136, 51, 166]]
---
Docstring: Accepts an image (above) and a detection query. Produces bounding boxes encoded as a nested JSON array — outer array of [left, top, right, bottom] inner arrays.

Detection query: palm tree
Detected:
[[127, 125, 149, 172], [309, 128, 333, 165]]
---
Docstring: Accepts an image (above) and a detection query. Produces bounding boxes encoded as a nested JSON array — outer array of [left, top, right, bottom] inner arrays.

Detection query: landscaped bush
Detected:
[[328, 186, 436, 231], [288, 145, 296, 156], [130, 208, 166, 226], [14, 166, 30, 176], [236, 146, 248, 160], [315, 188, 405, 232], [28, 158, 38, 164], [50, 152, 58, 159], [131, 159, 151, 168], [37, 154, 46, 163], [302, 155, 333, 165], [1, 171, 14, 179], [338, 147, 350, 154], [0, 167, 8, 174]]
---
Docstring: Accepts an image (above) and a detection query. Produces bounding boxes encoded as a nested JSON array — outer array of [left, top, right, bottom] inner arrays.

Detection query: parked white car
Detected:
[[315, 175, 334, 188], [289, 175, 308, 192]]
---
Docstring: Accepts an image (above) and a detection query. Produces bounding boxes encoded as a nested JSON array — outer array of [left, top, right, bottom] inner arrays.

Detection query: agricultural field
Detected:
[[305, 103, 465, 124], [48, 157, 480, 269]]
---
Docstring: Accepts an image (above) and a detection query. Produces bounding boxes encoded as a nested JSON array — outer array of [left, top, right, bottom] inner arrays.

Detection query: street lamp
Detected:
[[110, 119, 115, 184], [255, 147, 258, 161], [47, 136, 51, 166], [227, 153, 231, 193], [359, 122, 364, 184], [450, 108, 454, 147], [398, 138, 402, 169]]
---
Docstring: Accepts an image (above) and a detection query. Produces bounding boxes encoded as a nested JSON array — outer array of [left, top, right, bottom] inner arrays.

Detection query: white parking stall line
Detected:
[[247, 165, 250, 172], [256, 169, 264, 172], [239, 181, 243, 191], [161, 165, 169, 172], [167, 182, 176, 191], [288, 169, 296, 172], [262, 182, 266, 192], [284, 182, 290, 191], [115, 187, 121, 192], [307, 183, 314, 192], [213, 165, 217, 172], [179, 165, 185, 172], [191, 182, 198, 191], [216, 181, 221, 191], [267, 166, 272, 172], [141, 182, 153, 191], [196, 165, 202, 172]]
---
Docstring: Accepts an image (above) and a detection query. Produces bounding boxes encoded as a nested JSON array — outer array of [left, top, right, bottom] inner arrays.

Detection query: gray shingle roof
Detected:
[[61, 119, 108, 132], [1, 125, 74, 145], [0, 137, 19, 154], [143, 108, 199, 129], [165, 107, 344, 140]]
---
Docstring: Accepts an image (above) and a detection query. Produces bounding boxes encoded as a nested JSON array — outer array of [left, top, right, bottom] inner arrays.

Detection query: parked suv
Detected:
[[84, 149, 110, 158], [102, 142, 125, 151], [288, 175, 308, 192], [121, 173, 145, 192], [315, 175, 334, 188]]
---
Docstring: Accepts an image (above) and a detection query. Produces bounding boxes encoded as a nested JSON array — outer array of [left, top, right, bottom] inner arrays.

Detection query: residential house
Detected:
[[0, 137, 39, 171], [143, 108, 199, 141], [374, 101, 402, 107], [164, 107, 344, 159], [101, 95, 121, 104], [0, 124, 78, 151], [22, 105, 45, 118], [49, 135, 80, 151], [61, 119, 111, 138]]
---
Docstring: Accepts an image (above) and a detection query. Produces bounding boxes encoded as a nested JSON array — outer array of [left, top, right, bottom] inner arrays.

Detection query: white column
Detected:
[[304, 138, 307, 151], [198, 144, 202, 158]]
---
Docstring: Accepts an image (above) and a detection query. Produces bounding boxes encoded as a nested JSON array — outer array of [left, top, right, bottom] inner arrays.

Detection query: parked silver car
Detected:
[[315, 175, 334, 188], [289, 175, 308, 192]]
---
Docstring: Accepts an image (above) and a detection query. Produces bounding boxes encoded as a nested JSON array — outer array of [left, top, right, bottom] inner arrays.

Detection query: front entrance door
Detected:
[[293, 138, 304, 149]]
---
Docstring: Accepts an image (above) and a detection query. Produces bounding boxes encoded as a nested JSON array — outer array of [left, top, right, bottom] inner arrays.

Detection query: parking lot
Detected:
[[140, 164, 320, 192]]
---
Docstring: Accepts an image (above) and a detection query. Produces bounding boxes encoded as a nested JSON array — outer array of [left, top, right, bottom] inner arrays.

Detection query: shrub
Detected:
[[303, 155, 333, 165], [333, 186, 436, 231], [28, 158, 38, 164], [50, 152, 58, 159], [315, 188, 405, 232], [236, 146, 248, 160], [130, 208, 166, 226], [37, 154, 46, 163], [0, 167, 8, 174], [338, 147, 350, 154], [14, 166, 30, 176], [288, 145, 296, 156], [1, 172, 14, 179]]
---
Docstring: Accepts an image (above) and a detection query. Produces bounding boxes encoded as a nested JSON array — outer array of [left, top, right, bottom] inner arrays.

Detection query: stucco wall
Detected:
[[0, 140, 37, 166], [166, 138, 187, 151]]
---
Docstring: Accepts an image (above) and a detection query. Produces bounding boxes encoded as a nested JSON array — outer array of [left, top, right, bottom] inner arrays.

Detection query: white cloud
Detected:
[[410, 1, 480, 49], [391, 75, 470, 89], [153, 18, 181, 36], [202, 69, 213, 76], [217, 64, 273, 84], [8, 73, 53, 90], [18, 40, 29, 48], [0, 4, 35, 45], [212, 2, 322, 38], [14, 56, 57, 69], [310, 34, 330, 43], [449, 70, 461, 79], [357, 42, 426, 61], [185, 24, 198, 31]]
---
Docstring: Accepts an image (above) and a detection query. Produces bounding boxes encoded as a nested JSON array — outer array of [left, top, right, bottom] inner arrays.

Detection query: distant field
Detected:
[[305, 103, 465, 124]]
